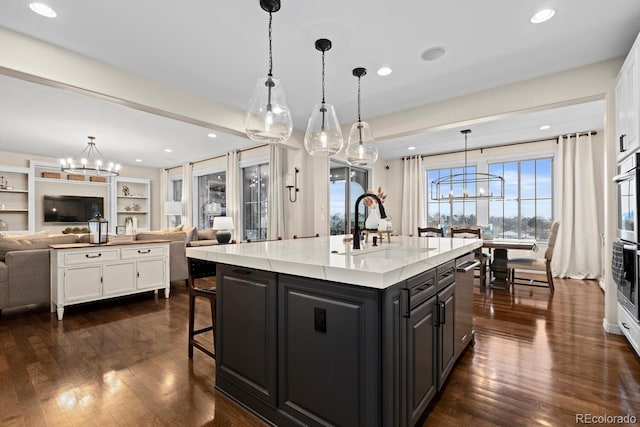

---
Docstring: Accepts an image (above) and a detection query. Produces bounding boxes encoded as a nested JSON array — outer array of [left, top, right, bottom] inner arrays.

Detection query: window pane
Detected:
[[520, 200, 535, 239], [197, 172, 226, 229], [504, 162, 519, 199], [329, 163, 369, 235], [242, 164, 268, 241], [520, 161, 535, 199], [489, 200, 504, 238], [536, 159, 552, 198], [536, 199, 553, 240], [489, 163, 503, 196], [503, 200, 518, 238]]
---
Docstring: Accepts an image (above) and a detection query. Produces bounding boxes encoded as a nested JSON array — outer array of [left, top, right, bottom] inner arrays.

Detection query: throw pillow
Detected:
[[182, 226, 198, 243], [197, 228, 216, 241]]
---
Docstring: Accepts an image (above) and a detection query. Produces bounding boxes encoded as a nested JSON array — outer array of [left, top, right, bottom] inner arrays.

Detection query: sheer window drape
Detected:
[[268, 145, 285, 240], [553, 133, 602, 279], [401, 156, 425, 236], [160, 168, 168, 228], [226, 150, 240, 242], [181, 162, 193, 227]]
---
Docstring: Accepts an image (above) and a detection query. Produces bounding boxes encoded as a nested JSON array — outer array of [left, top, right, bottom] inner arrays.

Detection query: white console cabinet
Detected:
[[50, 240, 170, 320], [618, 302, 640, 357]]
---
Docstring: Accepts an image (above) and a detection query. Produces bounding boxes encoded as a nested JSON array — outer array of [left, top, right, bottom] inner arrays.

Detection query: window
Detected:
[[167, 177, 182, 228], [488, 158, 553, 240], [329, 160, 369, 235], [196, 172, 226, 229], [242, 163, 268, 241], [426, 166, 478, 228]]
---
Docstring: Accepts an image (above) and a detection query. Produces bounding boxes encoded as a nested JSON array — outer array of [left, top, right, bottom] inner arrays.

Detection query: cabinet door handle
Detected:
[[439, 302, 446, 325], [137, 249, 151, 254], [620, 134, 627, 152], [85, 253, 102, 258], [401, 288, 410, 318], [100, 276, 103, 284], [622, 322, 630, 330], [137, 271, 140, 278], [232, 269, 252, 275]]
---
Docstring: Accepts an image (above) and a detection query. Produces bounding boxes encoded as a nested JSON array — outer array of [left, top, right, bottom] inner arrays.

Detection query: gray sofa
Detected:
[[0, 233, 80, 315]]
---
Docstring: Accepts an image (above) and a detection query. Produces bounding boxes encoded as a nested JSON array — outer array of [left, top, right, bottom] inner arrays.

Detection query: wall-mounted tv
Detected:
[[43, 195, 104, 223]]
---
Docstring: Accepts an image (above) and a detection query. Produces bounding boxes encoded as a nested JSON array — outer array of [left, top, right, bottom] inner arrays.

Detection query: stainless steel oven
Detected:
[[613, 241, 640, 321], [614, 153, 639, 242]]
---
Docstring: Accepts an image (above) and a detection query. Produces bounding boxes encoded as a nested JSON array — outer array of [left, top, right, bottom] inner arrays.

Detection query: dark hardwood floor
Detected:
[[0, 277, 638, 426]]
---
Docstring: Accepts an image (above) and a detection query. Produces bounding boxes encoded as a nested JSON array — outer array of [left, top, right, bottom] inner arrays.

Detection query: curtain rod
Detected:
[[406, 130, 597, 160], [167, 143, 268, 169]]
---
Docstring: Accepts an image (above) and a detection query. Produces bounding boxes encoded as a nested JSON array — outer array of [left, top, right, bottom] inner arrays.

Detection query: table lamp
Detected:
[[212, 216, 234, 244]]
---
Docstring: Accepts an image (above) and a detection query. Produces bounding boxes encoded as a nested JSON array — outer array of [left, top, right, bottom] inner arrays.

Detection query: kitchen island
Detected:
[[187, 235, 482, 427]]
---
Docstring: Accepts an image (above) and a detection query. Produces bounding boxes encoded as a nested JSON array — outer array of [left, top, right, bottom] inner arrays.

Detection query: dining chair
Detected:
[[507, 221, 559, 294], [451, 227, 489, 288], [417, 227, 444, 237], [293, 233, 320, 239]]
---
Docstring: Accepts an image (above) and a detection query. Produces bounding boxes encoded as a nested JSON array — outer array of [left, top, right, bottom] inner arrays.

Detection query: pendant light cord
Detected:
[[268, 12, 273, 77], [357, 76, 362, 122], [321, 50, 326, 104]]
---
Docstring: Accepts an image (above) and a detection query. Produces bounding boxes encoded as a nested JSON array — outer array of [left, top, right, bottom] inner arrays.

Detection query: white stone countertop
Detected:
[[186, 235, 482, 289]]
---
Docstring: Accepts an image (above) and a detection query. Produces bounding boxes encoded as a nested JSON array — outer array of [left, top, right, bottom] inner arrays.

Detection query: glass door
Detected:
[[329, 160, 369, 235]]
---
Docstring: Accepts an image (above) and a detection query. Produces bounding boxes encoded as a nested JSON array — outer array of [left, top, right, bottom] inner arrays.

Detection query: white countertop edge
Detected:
[[186, 238, 482, 289]]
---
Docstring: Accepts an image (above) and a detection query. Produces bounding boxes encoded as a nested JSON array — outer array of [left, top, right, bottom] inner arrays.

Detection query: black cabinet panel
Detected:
[[279, 275, 380, 427], [407, 295, 437, 426], [438, 283, 456, 389], [216, 265, 277, 406]]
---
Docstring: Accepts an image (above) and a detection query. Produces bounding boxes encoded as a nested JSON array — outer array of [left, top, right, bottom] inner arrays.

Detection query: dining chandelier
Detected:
[[304, 38, 344, 156], [60, 136, 121, 177], [345, 67, 378, 166], [431, 129, 504, 200], [244, 0, 293, 145]]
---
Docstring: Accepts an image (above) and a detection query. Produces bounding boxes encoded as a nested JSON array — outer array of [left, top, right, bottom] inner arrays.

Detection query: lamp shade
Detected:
[[212, 216, 234, 244], [304, 103, 344, 156], [245, 76, 293, 145], [345, 121, 378, 165]]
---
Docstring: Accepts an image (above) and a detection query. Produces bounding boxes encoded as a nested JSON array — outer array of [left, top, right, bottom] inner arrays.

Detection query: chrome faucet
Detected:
[[353, 193, 387, 250]]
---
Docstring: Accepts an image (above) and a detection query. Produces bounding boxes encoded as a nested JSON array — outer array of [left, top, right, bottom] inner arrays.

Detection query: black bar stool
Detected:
[[187, 257, 217, 359]]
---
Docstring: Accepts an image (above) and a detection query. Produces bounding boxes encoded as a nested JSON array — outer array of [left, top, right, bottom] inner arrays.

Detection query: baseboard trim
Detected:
[[603, 317, 622, 334]]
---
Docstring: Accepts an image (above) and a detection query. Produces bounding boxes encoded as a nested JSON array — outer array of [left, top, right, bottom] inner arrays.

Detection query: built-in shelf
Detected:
[[117, 211, 149, 214], [112, 177, 150, 232], [0, 189, 28, 194], [0, 209, 29, 212], [0, 165, 32, 233]]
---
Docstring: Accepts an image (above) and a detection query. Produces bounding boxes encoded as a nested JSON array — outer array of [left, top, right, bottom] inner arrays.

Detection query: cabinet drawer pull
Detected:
[[232, 269, 252, 275], [137, 249, 152, 254], [401, 288, 410, 318], [620, 134, 627, 152], [439, 302, 446, 325], [85, 253, 102, 258]]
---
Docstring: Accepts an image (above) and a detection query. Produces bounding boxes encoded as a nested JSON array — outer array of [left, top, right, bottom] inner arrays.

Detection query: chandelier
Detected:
[[431, 129, 504, 200], [60, 136, 121, 177]]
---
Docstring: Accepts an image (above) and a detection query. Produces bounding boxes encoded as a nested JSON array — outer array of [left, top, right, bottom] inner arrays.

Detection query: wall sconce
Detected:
[[286, 167, 300, 203]]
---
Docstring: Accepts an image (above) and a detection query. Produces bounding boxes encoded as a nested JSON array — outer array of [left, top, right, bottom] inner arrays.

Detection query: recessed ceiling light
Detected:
[[530, 9, 555, 24], [539, 125, 551, 130], [408, 146, 416, 151], [377, 67, 392, 77], [135, 159, 143, 162], [207, 133, 217, 138], [29, 3, 57, 18], [421, 47, 447, 61], [164, 148, 173, 153]]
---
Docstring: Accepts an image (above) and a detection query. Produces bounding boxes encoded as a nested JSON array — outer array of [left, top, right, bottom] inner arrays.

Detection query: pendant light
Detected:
[[345, 67, 378, 165], [304, 38, 344, 156], [245, 0, 293, 145], [431, 129, 504, 200]]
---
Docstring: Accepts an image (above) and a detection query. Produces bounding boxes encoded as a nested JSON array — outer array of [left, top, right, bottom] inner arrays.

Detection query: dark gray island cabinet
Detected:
[[213, 250, 476, 427]]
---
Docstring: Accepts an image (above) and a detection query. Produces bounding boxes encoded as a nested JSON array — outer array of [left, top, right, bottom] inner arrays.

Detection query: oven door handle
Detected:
[[623, 244, 638, 251], [613, 170, 636, 183]]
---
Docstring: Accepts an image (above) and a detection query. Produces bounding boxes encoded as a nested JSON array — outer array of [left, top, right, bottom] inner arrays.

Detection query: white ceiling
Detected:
[[0, 1, 639, 167]]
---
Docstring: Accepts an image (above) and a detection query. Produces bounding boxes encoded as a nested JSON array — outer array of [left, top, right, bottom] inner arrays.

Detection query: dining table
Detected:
[[482, 239, 538, 288]]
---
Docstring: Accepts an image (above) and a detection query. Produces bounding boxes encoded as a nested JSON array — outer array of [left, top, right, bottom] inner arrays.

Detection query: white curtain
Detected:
[[160, 168, 168, 228], [553, 133, 602, 279], [401, 156, 424, 236], [226, 150, 240, 241], [181, 162, 193, 227], [268, 145, 285, 240]]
